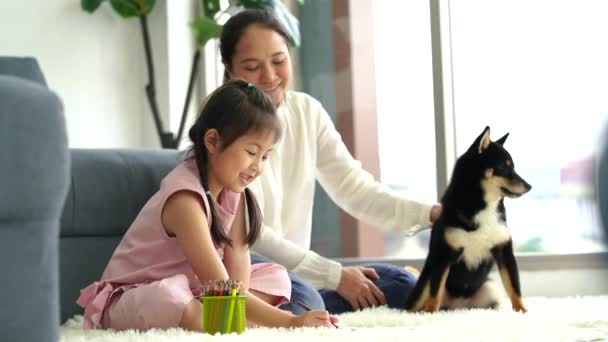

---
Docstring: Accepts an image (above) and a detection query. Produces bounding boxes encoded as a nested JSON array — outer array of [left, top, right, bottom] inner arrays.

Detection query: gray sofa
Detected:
[[0, 57, 69, 341]]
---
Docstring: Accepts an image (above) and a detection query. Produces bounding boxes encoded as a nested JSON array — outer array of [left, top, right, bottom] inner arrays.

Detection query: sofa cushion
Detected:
[[60, 149, 178, 237]]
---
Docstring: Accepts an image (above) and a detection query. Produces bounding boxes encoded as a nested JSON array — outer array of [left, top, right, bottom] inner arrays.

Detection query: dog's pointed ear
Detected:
[[468, 126, 491, 154], [495, 133, 509, 146]]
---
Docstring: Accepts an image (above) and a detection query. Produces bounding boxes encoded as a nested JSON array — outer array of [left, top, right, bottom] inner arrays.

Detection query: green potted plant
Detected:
[[81, 0, 301, 148]]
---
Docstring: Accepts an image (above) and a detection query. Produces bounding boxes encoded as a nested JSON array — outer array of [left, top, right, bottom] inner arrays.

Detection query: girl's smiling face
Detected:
[[206, 128, 276, 195], [227, 24, 292, 108]]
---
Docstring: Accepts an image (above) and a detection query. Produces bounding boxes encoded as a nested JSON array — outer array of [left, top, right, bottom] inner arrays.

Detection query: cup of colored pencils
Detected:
[[200, 280, 246, 334]]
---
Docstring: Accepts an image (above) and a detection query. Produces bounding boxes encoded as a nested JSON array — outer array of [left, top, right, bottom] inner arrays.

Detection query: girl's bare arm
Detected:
[[162, 190, 229, 282], [223, 193, 251, 289], [223, 194, 335, 328]]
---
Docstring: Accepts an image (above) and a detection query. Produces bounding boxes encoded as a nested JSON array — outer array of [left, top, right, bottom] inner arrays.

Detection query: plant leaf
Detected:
[[109, 0, 156, 17], [109, 0, 139, 17], [202, 0, 221, 19], [133, 0, 156, 15], [81, 0, 105, 12], [191, 16, 223, 47]]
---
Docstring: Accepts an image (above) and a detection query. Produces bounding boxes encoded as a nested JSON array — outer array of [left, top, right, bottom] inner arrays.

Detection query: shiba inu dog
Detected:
[[404, 126, 531, 312]]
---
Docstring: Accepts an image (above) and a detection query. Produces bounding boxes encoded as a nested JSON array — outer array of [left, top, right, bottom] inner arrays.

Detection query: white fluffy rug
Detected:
[[61, 296, 608, 342]]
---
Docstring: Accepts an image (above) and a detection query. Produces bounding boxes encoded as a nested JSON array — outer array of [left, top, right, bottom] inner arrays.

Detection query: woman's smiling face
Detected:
[[227, 24, 293, 108]]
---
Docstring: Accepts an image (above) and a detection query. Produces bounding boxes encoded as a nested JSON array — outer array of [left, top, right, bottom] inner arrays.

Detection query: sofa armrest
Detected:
[[0, 75, 69, 342]]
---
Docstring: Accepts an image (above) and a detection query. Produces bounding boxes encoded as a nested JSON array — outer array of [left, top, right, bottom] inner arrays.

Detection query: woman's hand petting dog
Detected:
[[430, 204, 442, 223], [337, 266, 386, 310]]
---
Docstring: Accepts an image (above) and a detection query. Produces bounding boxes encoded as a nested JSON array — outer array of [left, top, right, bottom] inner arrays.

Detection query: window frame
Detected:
[[336, 251, 608, 272]]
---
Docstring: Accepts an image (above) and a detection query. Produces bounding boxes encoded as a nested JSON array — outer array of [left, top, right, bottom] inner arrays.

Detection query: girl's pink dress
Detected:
[[76, 159, 291, 330]]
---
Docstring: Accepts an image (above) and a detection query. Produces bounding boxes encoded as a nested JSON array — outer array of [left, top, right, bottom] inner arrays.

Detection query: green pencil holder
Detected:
[[201, 295, 247, 335]]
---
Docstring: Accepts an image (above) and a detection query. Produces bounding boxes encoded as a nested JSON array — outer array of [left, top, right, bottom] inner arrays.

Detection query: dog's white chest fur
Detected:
[[444, 206, 511, 269]]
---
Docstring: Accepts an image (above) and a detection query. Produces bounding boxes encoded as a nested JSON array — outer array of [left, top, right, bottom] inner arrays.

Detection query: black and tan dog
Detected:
[[404, 126, 531, 313]]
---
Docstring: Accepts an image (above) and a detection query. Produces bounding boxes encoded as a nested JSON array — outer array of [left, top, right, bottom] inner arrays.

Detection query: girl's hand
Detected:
[[290, 310, 338, 328]]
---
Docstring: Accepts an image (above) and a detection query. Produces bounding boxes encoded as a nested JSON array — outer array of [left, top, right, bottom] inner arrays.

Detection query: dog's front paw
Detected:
[[511, 297, 527, 313], [422, 298, 441, 313], [513, 304, 528, 313]]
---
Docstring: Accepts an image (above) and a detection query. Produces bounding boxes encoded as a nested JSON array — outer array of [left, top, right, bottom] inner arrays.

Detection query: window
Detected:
[[376, 0, 608, 257], [449, 0, 608, 254], [372, 1, 438, 258]]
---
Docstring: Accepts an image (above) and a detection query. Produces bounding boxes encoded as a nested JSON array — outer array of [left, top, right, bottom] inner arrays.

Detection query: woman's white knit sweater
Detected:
[[249, 91, 433, 290]]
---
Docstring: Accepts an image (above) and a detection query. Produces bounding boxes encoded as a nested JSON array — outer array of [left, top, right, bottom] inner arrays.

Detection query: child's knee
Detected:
[[104, 276, 195, 331], [179, 299, 202, 331]]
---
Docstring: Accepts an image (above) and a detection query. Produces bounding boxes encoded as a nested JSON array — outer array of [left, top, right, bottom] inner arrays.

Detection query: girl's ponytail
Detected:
[[243, 187, 262, 245]]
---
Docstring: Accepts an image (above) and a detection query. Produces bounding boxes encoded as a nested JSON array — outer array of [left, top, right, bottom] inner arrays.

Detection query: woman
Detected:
[[219, 9, 442, 314]]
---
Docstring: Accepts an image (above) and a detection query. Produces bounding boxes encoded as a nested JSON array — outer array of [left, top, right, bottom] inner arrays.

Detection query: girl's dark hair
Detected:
[[188, 79, 281, 247], [220, 9, 291, 83]]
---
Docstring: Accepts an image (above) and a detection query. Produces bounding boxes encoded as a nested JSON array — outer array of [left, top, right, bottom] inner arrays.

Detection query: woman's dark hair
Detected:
[[188, 79, 281, 247], [220, 9, 291, 83]]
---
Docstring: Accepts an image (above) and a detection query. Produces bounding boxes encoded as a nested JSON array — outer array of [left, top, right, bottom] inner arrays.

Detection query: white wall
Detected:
[[1, 1, 198, 149], [166, 1, 200, 149]]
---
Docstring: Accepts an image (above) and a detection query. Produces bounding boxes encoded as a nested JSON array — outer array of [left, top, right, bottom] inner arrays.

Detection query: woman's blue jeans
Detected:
[[250, 254, 417, 314]]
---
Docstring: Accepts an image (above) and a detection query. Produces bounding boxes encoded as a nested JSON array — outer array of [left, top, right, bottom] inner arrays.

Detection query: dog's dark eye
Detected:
[[495, 161, 514, 176]]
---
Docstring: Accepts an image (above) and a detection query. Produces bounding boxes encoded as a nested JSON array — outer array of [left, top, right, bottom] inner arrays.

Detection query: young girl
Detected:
[[77, 80, 337, 331]]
